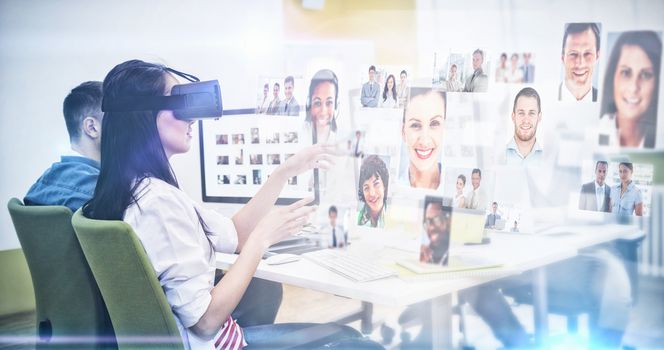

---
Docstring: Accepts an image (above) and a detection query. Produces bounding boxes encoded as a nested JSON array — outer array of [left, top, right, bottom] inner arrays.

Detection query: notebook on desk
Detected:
[[397, 255, 503, 275]]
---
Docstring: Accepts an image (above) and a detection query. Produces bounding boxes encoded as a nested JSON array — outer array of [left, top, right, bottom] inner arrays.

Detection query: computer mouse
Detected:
[[264, 254, 301, 265]]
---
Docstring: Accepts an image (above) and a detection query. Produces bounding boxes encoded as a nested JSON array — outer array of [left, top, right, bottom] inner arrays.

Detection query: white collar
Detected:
[[506, 136, 543, 159], [561, 82, 593, 102], [63, 148, 86, 158]]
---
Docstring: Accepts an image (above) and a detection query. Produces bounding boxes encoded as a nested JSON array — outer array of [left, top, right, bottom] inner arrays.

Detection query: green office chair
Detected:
[[7, 198, 116, 349], [71, 209, 184, 350]]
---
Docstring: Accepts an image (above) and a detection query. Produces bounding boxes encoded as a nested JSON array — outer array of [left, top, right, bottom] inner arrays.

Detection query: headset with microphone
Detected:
[[305, 69, 340, 143]]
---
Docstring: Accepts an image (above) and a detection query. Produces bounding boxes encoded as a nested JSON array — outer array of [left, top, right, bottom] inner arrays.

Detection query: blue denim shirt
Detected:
[[610, 181, 643, 216], [24, 156, 100, 212]]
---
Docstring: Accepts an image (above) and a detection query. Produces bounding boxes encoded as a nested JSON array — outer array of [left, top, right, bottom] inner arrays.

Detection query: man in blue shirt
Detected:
[[484, 202, 501, 228], [25, 81, 103, 211], [520, 52, 535, 83], [505, 87, 543, 165], [360, 65, 379, 107]]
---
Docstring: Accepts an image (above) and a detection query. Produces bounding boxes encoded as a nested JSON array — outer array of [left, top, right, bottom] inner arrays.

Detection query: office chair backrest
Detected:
[[71, 209, 184, 350], [6, 198, 115, 349]]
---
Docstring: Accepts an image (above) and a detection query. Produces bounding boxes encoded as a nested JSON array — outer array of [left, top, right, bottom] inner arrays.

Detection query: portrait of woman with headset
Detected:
[[305, 69, 339, 144]]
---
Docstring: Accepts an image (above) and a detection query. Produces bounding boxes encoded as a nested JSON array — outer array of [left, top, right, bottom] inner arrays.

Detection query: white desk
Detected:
[[216, 223, 640, 348]]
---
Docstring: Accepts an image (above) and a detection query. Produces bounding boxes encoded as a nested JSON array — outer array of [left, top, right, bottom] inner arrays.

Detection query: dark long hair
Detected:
[[83, 60, 178, 220], [600, 31, 662, 148], [383, 74, 397, 102]]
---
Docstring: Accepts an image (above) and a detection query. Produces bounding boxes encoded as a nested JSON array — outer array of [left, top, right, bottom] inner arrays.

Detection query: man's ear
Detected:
[[82, 116, 101, 139]]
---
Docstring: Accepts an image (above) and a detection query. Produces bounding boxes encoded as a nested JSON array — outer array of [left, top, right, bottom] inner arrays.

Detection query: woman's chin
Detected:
[[617, 109, 645, 122], [316, 120, 331, 129], [369, 204, 383, 216], [411, 159, 438, 173]]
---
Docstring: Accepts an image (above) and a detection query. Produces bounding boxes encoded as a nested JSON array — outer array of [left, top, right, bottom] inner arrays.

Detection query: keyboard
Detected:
[[302, 249, 397, 282]]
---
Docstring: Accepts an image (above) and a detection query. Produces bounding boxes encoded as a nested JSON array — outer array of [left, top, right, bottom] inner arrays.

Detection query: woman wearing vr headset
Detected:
[[84, 60, 382, 350]]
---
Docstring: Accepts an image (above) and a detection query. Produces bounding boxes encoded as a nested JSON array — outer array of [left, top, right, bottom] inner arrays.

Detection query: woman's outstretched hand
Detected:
[[251, 197, 317, 250], [279, 143, 338, 179]]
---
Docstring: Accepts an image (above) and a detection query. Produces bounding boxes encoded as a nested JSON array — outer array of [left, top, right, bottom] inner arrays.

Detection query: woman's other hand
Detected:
[[279, 143, 337, 179]]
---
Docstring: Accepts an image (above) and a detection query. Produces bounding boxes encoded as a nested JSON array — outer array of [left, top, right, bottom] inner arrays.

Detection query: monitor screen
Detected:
[[198, 112, 318, 204]]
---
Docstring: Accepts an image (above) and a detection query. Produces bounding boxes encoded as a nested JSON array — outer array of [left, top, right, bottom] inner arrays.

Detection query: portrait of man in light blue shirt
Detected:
[[360, 65, 379, 107], [506, 87, 543, 165]]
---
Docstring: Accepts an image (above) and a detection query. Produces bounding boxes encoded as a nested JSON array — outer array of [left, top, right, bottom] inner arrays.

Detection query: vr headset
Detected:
[[101, 67, 223, 120]]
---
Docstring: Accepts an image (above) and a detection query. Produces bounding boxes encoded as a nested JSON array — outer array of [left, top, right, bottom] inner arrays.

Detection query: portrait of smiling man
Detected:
[[559, 22, 601, 102], [506, 87, 543, 165]]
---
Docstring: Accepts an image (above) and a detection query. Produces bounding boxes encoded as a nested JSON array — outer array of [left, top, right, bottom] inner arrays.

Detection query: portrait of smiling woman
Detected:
[[599, 30, 662, 149], [305, 69, 339, 144], [399, 88, 447, 190]]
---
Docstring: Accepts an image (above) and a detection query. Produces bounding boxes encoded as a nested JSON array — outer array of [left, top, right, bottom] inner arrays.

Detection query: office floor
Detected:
[[275, 276, 664, 349], [2, 276, 663, 349]]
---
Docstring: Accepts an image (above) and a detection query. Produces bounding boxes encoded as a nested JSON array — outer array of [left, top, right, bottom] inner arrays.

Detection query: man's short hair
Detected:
[[284, 76, 294, 85], [512, 87, 541, 113], [472, 168, 481, 177], [473, 49, 484, 59], [595, 160, 608, 170], [422, 196, 444, 222], [263, 83, 269, 89], [400, 70, 407, 76], [492, 202, 498, 206], [273, 82, 280, 88], [562, 23, 601, 55], [369, 65, 376, 72], [329, 205, 338, 215], [63, 81, 103, 142]]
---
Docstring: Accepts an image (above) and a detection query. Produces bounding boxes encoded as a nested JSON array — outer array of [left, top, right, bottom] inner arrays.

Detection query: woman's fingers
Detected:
[[283, 217, 307, 235], [314, 154, 336, 165], [283, 204, 317, 222], [310, 154, 337, 171], [316, 142, 338, 153], [287, 197, 315, 210], [313, 160, 334, 170]]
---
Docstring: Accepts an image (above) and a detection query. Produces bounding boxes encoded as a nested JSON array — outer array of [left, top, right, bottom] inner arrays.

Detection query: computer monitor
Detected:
[[450, 208, 487, 244], [493, 218, 507, 231], [198, 110, 319, 204]]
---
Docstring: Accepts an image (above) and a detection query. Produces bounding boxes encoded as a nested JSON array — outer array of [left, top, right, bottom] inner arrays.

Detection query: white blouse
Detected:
[[123, 177, 239, 349], [380, 95, 398, 108], [598, 113, 646, 149]]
